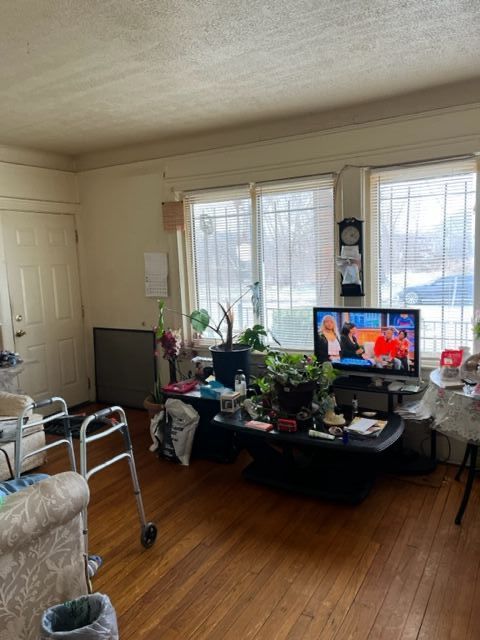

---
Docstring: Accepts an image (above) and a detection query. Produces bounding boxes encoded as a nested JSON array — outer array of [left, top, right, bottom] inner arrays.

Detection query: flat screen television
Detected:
[[313, 307, 420, 381]]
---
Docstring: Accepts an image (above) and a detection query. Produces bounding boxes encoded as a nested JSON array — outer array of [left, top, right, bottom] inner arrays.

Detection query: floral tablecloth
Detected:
[[421, 369, 480, 443]]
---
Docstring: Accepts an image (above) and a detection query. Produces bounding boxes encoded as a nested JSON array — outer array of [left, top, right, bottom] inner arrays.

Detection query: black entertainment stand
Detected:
[[212, 411, 405, 504], [332, 375, 427, 413]]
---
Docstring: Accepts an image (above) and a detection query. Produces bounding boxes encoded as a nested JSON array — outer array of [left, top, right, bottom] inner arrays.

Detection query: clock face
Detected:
[[341, 225, 360, 246]]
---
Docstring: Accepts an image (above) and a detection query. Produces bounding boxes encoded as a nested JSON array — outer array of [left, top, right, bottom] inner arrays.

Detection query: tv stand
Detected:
[[332, 375, 426, 413]]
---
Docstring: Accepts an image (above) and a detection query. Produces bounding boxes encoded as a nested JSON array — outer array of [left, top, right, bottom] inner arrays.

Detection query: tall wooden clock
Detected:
[[338, 217, 364, 297]]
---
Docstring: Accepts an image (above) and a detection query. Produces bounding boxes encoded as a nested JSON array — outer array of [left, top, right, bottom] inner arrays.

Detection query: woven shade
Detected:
[[163, 201, 184, 231]]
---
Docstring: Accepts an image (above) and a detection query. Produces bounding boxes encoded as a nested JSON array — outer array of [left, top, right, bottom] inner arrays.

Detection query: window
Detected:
[[185, 176, 335, 349], [370, 159, 477, 357]]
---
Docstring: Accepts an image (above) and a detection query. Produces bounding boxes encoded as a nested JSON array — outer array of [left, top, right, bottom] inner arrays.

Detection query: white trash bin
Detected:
[[40, 593, 118, 639]]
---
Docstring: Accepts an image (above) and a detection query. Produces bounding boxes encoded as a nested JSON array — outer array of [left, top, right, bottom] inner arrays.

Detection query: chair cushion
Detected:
[[0, 391, 34, 418], [0, 473, 49, 498]]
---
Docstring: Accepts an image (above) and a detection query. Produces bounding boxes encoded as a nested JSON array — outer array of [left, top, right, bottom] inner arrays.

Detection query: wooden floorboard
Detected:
[[41, 406, 480, 640]]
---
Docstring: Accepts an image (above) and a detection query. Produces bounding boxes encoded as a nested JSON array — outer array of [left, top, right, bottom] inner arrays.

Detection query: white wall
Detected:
[[79, 103, 480, 328]]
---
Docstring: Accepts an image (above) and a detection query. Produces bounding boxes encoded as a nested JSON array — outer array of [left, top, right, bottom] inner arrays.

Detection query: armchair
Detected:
[[0, 472, 89, 640]]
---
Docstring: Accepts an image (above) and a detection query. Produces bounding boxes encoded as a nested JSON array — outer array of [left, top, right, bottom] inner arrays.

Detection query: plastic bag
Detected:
[[149, 409, 164, 452], [40, 593, 118, 639], [342, 262, 361, 285], [440, 348, 463, 380], [155, 398, 199, 465]]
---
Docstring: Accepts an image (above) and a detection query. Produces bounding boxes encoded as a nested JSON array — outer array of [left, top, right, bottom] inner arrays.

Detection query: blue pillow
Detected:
[[0, 473, 49, 498]]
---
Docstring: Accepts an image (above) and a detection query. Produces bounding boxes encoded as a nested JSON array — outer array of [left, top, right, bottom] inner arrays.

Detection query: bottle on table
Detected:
[[351, 394, 359, 418], [234, 369, 247, 403]]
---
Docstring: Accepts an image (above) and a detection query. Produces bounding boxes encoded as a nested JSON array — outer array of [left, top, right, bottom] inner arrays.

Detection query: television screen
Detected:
[[313, 307, 420, 379]]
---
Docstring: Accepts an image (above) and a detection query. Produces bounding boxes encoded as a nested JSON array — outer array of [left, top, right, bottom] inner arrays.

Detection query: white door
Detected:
[[2, 211, 88, 406]]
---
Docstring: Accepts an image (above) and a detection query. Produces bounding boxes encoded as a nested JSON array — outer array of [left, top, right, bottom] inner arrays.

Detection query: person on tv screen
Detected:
[[317, 315, 341, 362], [340, 322, 365, 359], [393, 313, 415, 329], [374, 327, 401, 369], [394, 329, 410, 370]]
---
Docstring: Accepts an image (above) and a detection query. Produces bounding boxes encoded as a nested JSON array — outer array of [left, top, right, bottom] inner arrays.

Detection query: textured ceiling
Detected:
[[1, 0, 480, 156]]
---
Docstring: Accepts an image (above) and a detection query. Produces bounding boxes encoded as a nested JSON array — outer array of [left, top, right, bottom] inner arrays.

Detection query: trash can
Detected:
[[40, 593, 118, 639]]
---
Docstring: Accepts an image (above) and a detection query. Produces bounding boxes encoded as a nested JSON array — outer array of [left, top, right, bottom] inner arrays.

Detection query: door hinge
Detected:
[[75, 229, 79, 243], [87, 377, 91, 390]]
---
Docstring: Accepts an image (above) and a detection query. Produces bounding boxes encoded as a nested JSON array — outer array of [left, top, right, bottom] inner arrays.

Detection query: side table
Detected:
[[423, 368, 480, 524], [162, 389, 238, 462]]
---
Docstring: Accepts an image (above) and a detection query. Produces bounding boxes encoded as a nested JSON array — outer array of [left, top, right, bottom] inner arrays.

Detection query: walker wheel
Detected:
[[141, 522, 157, 548]]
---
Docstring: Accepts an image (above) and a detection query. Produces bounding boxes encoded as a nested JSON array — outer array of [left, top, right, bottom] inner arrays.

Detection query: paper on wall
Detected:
[[144, 252, 168, 297], [341, 245, 360, 259]]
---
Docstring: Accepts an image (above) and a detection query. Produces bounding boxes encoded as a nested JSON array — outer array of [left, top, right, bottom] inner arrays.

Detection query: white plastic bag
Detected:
[[155, 399, 199, 466]]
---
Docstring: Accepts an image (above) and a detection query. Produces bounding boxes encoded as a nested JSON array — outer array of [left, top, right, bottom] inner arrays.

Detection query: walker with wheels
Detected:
[[14, 398, 157, 551], [79, 405, 157, 549]]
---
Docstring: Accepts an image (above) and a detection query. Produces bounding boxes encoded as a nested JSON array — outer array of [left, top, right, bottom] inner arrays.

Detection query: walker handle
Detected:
[[93, 407, 117, 421], [33, 398, 56, 409]]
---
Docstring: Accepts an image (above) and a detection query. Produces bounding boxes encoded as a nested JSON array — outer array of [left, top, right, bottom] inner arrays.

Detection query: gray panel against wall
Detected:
[[94, 328, 156, 409]]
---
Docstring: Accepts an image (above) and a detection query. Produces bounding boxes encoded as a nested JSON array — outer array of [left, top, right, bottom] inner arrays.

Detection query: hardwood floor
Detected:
[[42, 406, 480, 639]]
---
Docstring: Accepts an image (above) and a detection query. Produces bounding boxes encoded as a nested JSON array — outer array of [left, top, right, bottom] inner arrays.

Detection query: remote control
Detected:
[[308, 429, 335, 440]]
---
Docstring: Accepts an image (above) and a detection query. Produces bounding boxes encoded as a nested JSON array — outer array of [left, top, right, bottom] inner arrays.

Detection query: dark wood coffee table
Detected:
[[212, 411, 404, 504]]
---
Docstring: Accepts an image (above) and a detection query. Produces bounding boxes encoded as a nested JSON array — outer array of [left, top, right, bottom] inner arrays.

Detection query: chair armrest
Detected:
[[0, 471, 89, 553]]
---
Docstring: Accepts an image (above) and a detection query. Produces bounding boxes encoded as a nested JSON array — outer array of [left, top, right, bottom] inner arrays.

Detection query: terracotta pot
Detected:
[[143, 395, 164, 418]]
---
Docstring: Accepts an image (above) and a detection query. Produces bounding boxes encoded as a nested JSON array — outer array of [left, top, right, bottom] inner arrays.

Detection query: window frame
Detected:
[[368, 157, 478, 365], [184, 174, 335, 350]]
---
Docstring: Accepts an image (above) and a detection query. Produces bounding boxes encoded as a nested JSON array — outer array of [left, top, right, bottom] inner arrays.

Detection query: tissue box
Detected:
[[220, 391, 241, 413]]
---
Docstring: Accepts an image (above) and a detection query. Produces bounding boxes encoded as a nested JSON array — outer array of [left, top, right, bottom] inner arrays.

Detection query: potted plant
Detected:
[[144, 378, 164, 418], [163, 283, 269, 389], [263, 351, 337, 415], [144, 303, 183, 416]]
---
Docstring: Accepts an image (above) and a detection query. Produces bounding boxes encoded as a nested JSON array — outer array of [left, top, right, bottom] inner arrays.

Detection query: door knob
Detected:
[[15, 329, 26, 337]]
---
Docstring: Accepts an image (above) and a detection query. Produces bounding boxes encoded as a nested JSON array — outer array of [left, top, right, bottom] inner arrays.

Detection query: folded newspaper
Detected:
[[345, 417, 388, 438]]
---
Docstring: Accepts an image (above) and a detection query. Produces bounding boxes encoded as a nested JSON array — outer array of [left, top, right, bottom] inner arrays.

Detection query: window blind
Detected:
[[185, 186, 254, 339], [256, 175, 335, 349], [370, 158, 476, 356], [185, 174, 335, 350]]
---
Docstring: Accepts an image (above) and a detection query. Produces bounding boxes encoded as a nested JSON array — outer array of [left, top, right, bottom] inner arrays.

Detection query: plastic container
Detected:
[[234, 369, 247, 402]]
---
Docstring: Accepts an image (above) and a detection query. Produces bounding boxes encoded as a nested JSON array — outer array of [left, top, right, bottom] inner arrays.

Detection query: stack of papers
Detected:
[[345, 417, 388, 438]]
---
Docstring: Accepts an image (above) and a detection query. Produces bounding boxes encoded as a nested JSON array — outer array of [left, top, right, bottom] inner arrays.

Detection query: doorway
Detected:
[[2, 211, 88, 405]]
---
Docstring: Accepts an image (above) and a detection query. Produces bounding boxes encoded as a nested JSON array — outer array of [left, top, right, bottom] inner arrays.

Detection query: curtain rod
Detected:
[[370, 153, 477, 172], [183, 170, 335, 196]]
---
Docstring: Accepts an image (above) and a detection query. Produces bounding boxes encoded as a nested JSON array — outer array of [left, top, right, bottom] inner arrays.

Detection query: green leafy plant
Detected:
[[249, 351, 337, 417], [236, 324, 268, 352], [264, 351, 337, 395], [163, 282, 266, 351], [473, 310, 480, 340], [151, 378, 164, 404], [254, 376, 272, 395]]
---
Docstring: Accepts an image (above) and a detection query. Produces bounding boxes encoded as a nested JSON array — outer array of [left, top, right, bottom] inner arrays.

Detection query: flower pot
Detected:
[[144, 394, 163, 418], [209, 344, 251, 389], [275, 381, 316, 415]]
